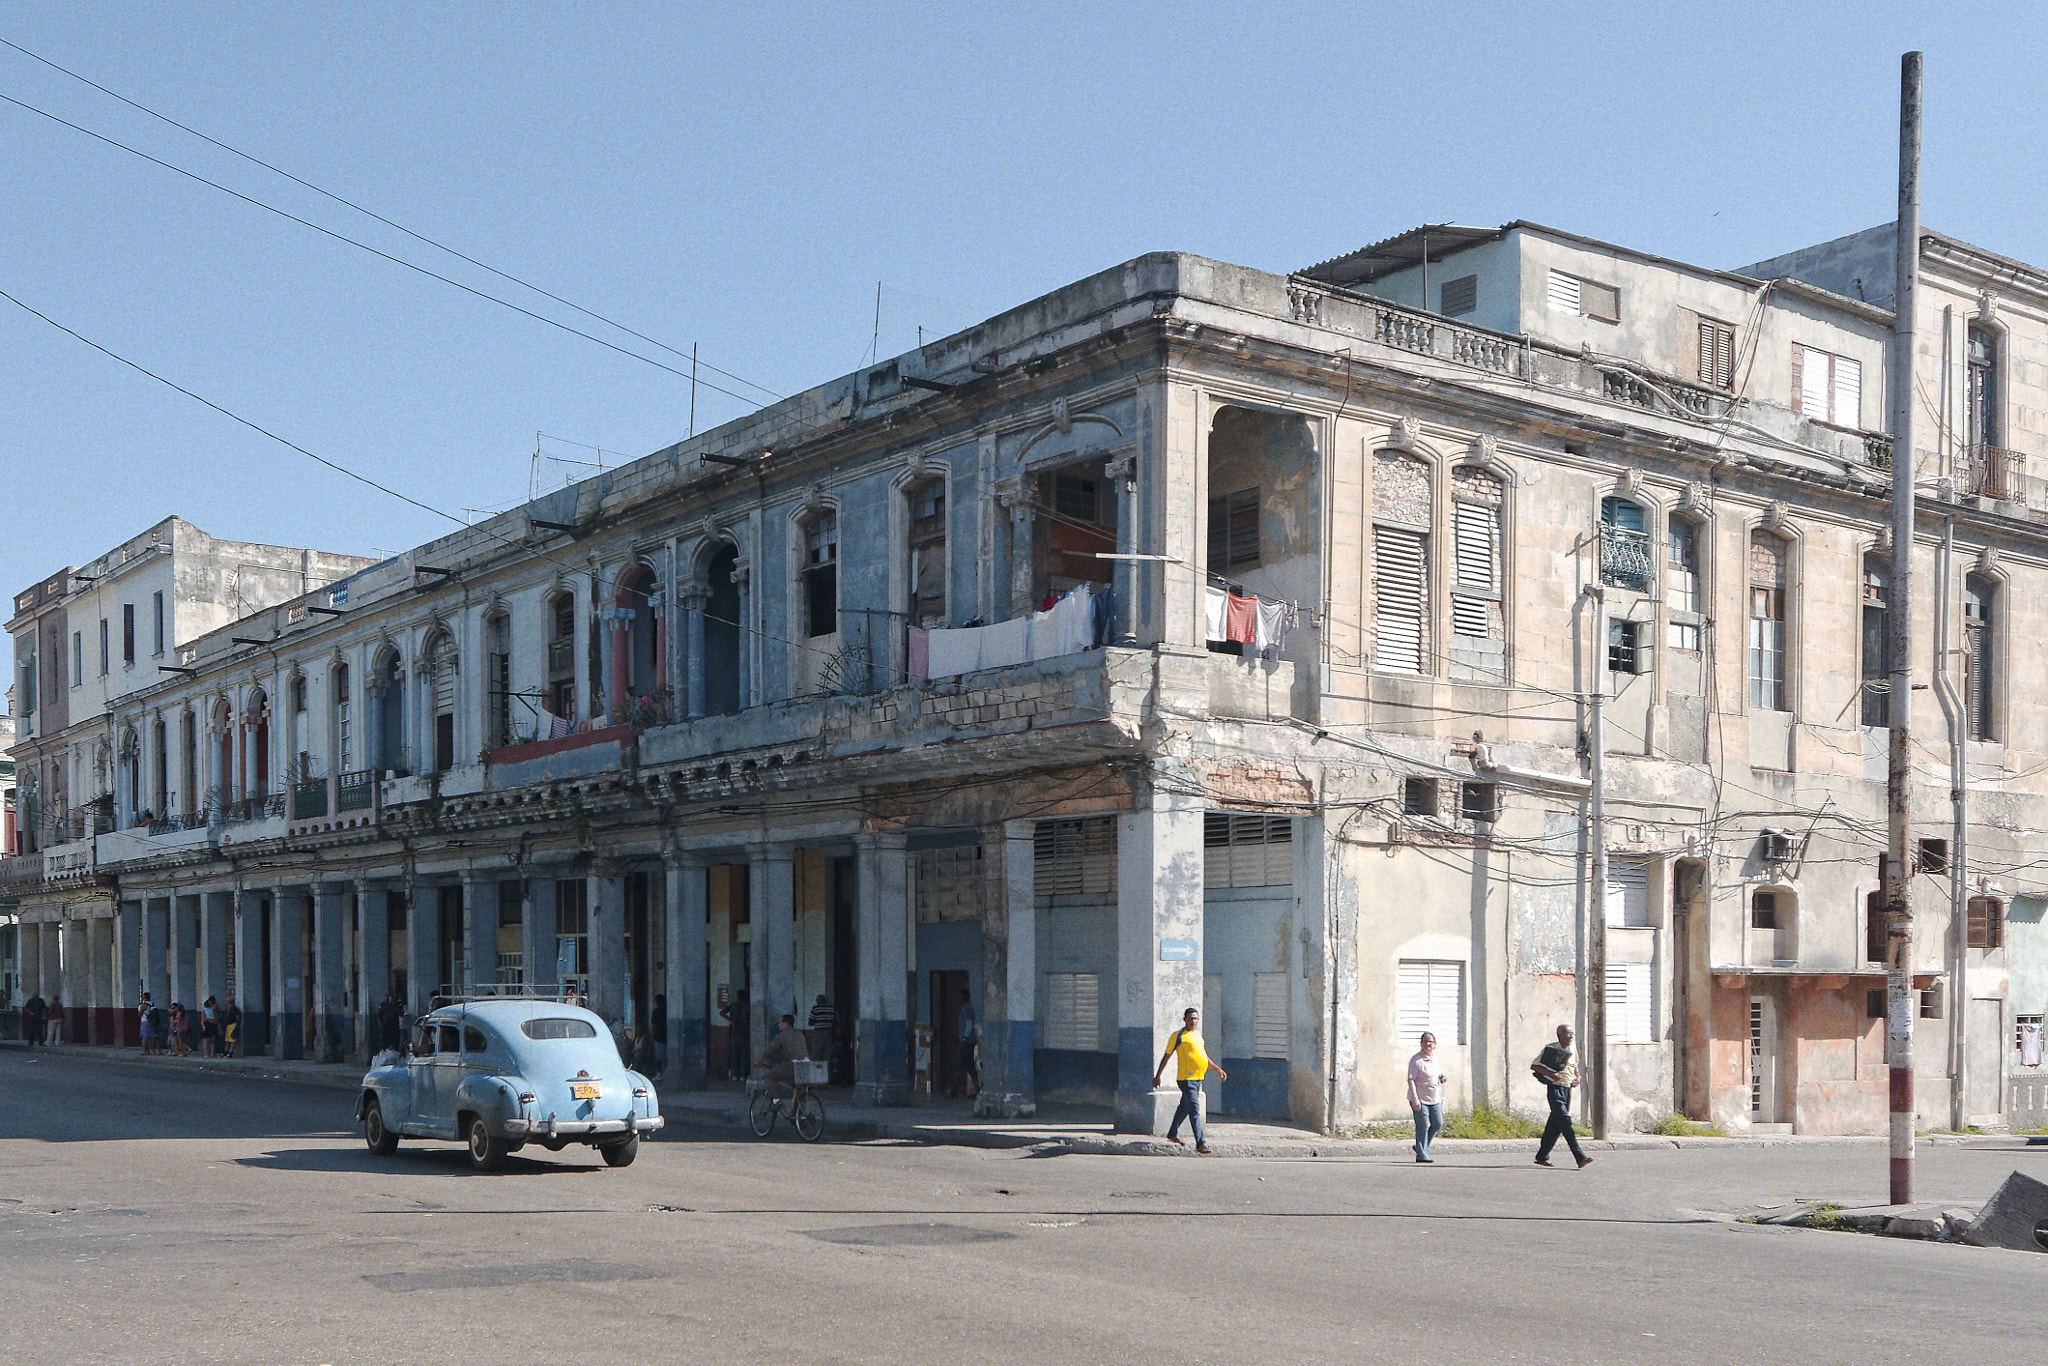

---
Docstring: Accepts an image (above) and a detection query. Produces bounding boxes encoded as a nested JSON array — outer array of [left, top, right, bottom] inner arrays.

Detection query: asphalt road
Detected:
[[1, 1048, 2041, 1366]]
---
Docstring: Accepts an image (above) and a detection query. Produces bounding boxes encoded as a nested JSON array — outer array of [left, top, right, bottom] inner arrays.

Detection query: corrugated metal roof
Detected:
[[1295, 223, 1510, 286]]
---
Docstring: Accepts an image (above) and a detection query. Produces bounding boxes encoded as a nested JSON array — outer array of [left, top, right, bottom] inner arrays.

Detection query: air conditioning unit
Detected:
[[1759, 829, 1799, 863]]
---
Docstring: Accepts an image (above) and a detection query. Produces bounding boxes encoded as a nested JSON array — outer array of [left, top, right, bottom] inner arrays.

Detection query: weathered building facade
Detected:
[[6, 220, 2046, 1134]]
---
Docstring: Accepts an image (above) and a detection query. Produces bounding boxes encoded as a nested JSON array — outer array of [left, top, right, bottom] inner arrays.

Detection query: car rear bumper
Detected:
[[504, 1115, 665, 1137]]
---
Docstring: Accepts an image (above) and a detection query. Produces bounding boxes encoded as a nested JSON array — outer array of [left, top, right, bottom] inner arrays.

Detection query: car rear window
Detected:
[[521, 1018, 598, 1040]]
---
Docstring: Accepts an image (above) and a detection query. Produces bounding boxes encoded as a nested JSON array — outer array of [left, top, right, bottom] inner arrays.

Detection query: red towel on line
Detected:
[[1224, 593, 1257, 644]]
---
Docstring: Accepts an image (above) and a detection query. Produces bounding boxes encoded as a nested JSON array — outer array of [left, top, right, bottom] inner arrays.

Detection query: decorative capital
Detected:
[[1387, 415, 1422, 452], [1103, 448, 1137, 483], [1677, 480, 1713, 518], [1976, 289, 2001, 325], [1976, 545, 2004, 580], [727, 557, 751, 592], [1618, 467, 1644, 499], [1763, 500, 1792, 535], [994, 476, 1031, 523], [799, 483, 828, 517], [1050, 396, 1075, 435], [1471, 433, 1499, 464]]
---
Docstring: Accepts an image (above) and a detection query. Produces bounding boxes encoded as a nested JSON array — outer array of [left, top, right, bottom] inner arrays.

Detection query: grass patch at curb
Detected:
[[1649, 1113, 1726, 1138], [1342, 1103, 1546, 1142], [1801, 1201, 1850, 1231]]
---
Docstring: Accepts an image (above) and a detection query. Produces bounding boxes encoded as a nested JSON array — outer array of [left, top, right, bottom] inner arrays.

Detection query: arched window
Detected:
[[1967, 325, 2000, 450], [545, 590, 576, 721], [246, 688, 271, 803], [1450, 466, 1504, 649], [1964, 573, 1996, 741], [371, 647, 404, 774], [150, 714, 168, 819], [1373, 451, 1432, 675], [1665, 515, 1703, 650], [1860, 556, 1889, 727], [801, 513, 838, 638], [616, 565, 662, 717], [484, 612, 512, 750], [1747, 531, 1789, 711], [703, 544, 743, 716], [1599, 497, 1652, 591], [422, 631, 458, 772], [907, 478, 947, 628], [332, 663, 353, 774], [211, 697, 235, 812]]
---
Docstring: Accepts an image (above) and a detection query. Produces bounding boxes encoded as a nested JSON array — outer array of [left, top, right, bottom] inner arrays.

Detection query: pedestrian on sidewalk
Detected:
[[1531, 1024, 1591, 1169], [45, 994, 63, 1045], [170, 1004, 191, 1057], [950, 994, 980, 1098], [1407, 1031, 1447, 1163], [138, 993, 158, 1055], [22, 991, 45, 1049], [223, 997, 241, 1057], [201, 996, 220, 1057], [1152, 1007, 1227, 1154]]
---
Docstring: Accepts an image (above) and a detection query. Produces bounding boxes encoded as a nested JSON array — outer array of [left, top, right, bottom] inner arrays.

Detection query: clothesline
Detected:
[[1205, 585, 1296, 657], [911, 583, 1112, 682]]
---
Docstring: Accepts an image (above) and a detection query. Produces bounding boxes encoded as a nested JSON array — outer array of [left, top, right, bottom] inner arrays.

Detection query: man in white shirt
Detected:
[[1407, 1031, 1447, 1163]]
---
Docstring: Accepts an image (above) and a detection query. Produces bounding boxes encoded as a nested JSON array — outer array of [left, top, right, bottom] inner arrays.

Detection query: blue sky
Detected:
[[3, 2, 2043, 707]]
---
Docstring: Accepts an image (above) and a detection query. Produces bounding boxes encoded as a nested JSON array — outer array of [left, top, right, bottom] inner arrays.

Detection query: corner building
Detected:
[[9, 219, 2048, 1135]]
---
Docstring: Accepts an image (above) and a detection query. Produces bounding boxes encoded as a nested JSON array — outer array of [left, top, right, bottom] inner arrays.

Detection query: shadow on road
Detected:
[[237, 1145, 618, 1177]]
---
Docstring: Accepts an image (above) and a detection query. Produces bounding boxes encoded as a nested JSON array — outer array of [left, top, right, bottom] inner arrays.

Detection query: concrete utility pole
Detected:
[[1885, 50, 1923, 1208]]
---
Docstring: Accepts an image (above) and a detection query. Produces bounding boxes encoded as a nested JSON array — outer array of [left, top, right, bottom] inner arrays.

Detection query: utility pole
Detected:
[[1885, 50, 1923, 1208], [1581, 584, 1609, 1140]]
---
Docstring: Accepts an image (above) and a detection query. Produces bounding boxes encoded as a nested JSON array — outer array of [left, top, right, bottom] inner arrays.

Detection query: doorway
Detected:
[[1748, 993, 1782, 1124], [933, 970, 972, 1097]]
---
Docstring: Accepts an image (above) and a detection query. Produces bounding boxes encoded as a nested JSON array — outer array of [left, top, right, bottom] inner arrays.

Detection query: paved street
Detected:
[[1, 1048, 2041, 1366]]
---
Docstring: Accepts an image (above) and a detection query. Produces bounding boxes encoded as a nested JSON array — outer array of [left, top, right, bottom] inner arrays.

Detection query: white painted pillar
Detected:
[[664, 849, 707, 1090], [1113, 779, 1207, 1134], [311, 882, 348, 1061], [855, 830, 910, 1106]]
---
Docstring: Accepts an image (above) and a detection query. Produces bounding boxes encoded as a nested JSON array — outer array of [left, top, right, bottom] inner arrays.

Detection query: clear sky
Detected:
[[3, 1, 2043, 710]]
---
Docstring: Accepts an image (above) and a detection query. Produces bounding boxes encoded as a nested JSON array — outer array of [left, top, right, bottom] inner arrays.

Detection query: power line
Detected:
[[0, 88, 767, 409], [0, 36, 784, 404]]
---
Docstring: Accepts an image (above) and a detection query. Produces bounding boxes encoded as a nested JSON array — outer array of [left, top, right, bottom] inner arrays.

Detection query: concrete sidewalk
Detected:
[[26, 1040, 2042, 1161]]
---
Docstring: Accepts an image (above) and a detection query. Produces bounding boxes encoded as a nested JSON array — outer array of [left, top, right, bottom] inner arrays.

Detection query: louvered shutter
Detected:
[[1204, 813, 1293, 888], [1604, 856, 1651, 927], [433, 652, 456, 718], [1547, 270, 1582, 314], [1397, 960, 1465, 1045], [1043, 972, 1100, 1051], [1833, 356, 1861, 427], [1035, 818, 1117, 905], [1454, 501, 1497, 589], [1606, 963, 1653, 1042], [1798, 345, 1832, 419], [1253, 973, 1289, 1059], [1374, 526, 1428, 673], [1700, 321, 1734, 389]]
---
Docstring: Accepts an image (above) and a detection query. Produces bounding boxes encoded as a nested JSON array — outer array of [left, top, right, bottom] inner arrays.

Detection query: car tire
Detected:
[[793, 1092, 825, 1143], [600, 1135, 640, 1168], [466, 1114, 507, 1172], [363, 1097, 400, 1156]]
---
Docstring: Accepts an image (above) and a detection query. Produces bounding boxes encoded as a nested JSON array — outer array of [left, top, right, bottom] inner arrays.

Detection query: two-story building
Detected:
[[8, 219, 2046, 1135]]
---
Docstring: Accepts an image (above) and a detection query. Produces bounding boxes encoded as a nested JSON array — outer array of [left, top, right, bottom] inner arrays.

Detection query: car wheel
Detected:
[[466, 1114, 507, 1172], [793, 1092, 825, 1143], [748, 1089, 776, 1137], [600, 1135, 639, 1168], [363, 1097, 399, 1156]]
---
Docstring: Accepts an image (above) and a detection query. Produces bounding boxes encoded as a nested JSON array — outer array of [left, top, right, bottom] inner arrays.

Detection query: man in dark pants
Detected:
[[22, 992, 45, 1048], [1532, 1023, 1592, 1169]]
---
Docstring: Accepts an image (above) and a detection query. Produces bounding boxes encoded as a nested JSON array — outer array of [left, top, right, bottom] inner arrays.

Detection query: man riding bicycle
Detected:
[[752, 1013, 810, 1106]]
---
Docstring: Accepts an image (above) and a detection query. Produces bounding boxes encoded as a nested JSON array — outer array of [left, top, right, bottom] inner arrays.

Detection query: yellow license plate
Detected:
[[570, 1082, 600, 1101]]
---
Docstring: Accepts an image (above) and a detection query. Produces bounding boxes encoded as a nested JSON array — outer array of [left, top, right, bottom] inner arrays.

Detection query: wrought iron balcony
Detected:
[[1599, 523, 1655, 592]]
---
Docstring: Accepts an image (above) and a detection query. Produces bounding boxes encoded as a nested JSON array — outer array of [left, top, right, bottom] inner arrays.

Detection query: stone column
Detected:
[[59, 919, 86, 1042], [855, 830, 910, 1106], [996, 478, 1034, 620], [589, 869, 627, 1027], [522, 870, 559, 995], [169, 894, 200, 1016], [682, 589, 708, 719], [311, 882, 347, 1062], [461, 873, 500, 995], [356, 880, 392, 1057], [405, 881, 439, 1017], [664, 848, 707, 1090], [269, 889, 306, 1060], [234, 889, 267, 1054], [1114, 779, 1207, 1134], [141, 895, 170, 1022], [85, 914, 112, 1043], [116, 899, 142, 1045], [750, 846, 796, 1042], [975, 819, 1037, 1118], [201, 891, 232, 1016]]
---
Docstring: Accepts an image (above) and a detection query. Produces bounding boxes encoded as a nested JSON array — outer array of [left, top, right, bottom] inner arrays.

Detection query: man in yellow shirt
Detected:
[[1151, 1007, 1228, 1153]]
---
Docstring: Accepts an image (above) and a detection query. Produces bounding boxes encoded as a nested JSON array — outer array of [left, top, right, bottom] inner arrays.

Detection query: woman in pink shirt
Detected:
[[1407, 1031, 1447, 1163]]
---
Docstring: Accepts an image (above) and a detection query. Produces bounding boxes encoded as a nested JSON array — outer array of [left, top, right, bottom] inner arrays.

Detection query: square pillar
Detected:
[[355, 881, 392, 1056], [169, 894, 200, 1017], [311, 882, 348, 1062], [233, 890, 267, 1054], [855, 830, 910, 1107], [116, 899, 142, 1032], [461, 873, 500, 994], [269, 890, 306, 1060], [87, 915, 114, 1044], [975, 819, 1037, 1118], [589, 870, 626, 1027], [19, 918, 42, 1007], [1113, 785, 1207, 1134], [522, 871, 559, 995], [750, 846, 796, 1043], [201, 891, 232, 1016], [142, 895, 170, 1020], [59, 919, 86, 1040], [405, 881, 439, 1016], [664, 850, 707, 1091]]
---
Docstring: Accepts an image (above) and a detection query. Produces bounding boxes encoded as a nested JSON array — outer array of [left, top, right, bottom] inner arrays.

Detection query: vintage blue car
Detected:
[[355, 998, 663, 1171]]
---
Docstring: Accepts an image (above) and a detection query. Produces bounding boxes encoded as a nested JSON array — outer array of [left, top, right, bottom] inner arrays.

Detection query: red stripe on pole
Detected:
[[1890, 1066, 1912, 1110]]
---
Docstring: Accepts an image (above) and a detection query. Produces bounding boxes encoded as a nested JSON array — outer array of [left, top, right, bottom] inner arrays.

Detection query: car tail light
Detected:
[[632, 1087, 649, 1097], [518, 1092, 537, 1104]]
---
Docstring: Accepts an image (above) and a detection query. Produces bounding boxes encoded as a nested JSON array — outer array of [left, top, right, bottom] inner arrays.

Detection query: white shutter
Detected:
[[1547, 269, 1582, 314], [1606, 963, 1653, 1043], [1043, 972, 1100, 1051], [1204, 814, 1293, 888], [1397, 960, 1465, 1045], [1374, 526, 1428, 674], [1604, 856, 1651, 927], [1799, 345, 1832, 419], [1454, 501, 1497, 589], [1253, 973, 1289, 1059], [1833, 355, 1861, 427], [1035, 818, 1116, 904]]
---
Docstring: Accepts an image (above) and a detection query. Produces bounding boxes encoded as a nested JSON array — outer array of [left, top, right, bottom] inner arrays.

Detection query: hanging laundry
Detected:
[[906, 626, 930, 683], [1032, 584, 1094, 660], [1224, 593, 1257, 644], [2023, 1021, 2043, 1068], [925, 625, 985, 680], [1091, 583, 1116, 647], [1254, 599, 1293, 658], [1205, 585, 1228, 643], [980, 614, 1030, 669]]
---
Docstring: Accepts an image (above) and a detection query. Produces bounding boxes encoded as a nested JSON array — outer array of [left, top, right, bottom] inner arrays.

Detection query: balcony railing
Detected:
[[292, 781, 328, 820], [337, 769, 376, 812], [1599, 523, 1655, 592], [1960, 444, 2026, 502], [1862, 432, 1893, 471]]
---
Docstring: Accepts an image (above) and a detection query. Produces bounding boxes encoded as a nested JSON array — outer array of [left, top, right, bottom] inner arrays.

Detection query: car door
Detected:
[[403, 1021, 439, 1133], [429, 1023, 466, 1135]]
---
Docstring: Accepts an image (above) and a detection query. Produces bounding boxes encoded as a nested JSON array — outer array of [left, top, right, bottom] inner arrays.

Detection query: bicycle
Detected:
[[748, 1062, 827, 1142]]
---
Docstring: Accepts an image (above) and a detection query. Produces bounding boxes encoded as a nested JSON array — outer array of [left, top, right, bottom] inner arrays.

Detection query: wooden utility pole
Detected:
[[1885, 50, 1923, 1208]]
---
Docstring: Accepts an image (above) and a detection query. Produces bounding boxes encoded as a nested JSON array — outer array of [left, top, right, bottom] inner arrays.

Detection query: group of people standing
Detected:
[[136, 992, 239, 1058], [15, 991, 61, 1046]]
